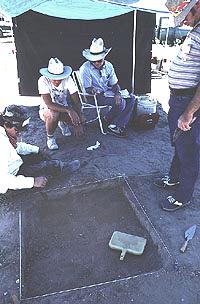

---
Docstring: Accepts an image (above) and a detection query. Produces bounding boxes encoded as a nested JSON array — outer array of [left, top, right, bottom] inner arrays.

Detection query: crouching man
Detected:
[[38, 57, 85, 150], [0, 105, 80, 194]]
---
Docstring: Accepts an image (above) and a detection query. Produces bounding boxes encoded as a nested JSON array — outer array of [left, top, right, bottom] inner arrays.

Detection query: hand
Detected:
[[178, 112, 196, 131], [114, 94, 122, 106], [33, 176, 48, 188], [67, 109, 81, 126], [73, 125, 84, 137]]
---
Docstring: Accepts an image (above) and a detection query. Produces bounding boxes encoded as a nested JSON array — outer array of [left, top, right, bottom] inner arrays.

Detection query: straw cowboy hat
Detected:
[[39, 57, 72, 80], [82, 38, 112, 61], [166, 0, 199, 26]]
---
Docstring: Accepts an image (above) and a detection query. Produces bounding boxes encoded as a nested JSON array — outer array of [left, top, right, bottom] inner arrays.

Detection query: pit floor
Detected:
[[21, 186, 163, 299]]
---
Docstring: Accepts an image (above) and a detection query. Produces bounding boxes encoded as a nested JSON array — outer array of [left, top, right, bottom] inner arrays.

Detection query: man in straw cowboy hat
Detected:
[[79, 38, 135, 138], [154, 0, 200, 211], [0, 105, 80, 194], [38, 57, 85, 150]]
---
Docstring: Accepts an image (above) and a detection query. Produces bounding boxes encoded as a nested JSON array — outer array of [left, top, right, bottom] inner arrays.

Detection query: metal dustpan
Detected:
[[109, 231, 147, 261]]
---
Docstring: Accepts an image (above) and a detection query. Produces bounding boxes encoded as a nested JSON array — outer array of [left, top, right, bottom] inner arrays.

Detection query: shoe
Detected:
[[107, 125, 127, 138], [161, 195, 191, 211], [61, 159, 80, 174], [47, 137, 59, 150], [154, 175, 180, 189], [58, 121, 71, 136]]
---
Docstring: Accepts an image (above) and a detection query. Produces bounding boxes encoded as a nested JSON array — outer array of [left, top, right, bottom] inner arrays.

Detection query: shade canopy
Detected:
[[0, 0, 168, 19]]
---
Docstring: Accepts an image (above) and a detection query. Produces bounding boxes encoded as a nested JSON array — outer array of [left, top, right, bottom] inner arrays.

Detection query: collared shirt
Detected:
[[38, 75, 77, 109], [79, 60, 118, 93], [168, 22, 200, 89], [0, 126, 39, 193]]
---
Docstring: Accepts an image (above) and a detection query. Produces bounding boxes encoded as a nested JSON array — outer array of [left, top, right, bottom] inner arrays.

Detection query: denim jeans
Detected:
[[97, 93, 135, 128], [168, 95, 200, 202], [18, 154, 62, 178]]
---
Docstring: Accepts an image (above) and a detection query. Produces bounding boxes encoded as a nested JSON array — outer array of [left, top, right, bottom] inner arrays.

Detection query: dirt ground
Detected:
[[0, 100, 200, 303], [0, 41, 200, 304]]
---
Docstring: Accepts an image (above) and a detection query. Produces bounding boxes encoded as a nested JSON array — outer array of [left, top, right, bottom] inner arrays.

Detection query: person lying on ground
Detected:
[[79, 38, 135, 138], [38, 57, 85, 150], [0, 105, 80, 194]]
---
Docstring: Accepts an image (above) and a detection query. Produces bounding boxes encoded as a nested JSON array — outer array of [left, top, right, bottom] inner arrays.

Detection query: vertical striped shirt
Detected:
[[168, 22, 200, 89]]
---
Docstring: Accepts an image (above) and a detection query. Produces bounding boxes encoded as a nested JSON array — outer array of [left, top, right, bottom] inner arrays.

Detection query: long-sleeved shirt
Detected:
[[0, 126, 39, 194]]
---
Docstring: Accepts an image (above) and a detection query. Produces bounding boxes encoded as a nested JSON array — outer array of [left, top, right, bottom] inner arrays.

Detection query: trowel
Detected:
[[180, 225, 197, 253]]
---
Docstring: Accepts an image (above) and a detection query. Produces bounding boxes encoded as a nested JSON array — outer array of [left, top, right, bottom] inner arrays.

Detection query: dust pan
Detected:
[[109, 231, 147, 261]]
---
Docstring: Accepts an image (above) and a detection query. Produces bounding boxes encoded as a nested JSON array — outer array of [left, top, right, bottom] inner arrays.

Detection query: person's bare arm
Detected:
[[41, 93, 80, 126], [178, 84, 200, 131], [41, 93, 70, 113], [70, 92, 86, 124]]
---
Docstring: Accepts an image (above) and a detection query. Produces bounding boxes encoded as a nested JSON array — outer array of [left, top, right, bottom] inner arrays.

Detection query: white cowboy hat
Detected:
[[39, 57, 72, 80], [82, 38, 112, 61], [165, 0, 199, 26]]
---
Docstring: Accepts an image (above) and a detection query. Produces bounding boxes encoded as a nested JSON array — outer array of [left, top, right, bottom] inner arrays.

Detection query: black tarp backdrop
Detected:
[[13, 10, 155, 96]]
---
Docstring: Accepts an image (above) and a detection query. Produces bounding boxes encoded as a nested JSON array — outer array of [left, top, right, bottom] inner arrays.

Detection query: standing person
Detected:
[[79, 38, 135, 138], [154, 0, 200, 211], [38, 57, 85, 150], [0, 105, 80, 194]]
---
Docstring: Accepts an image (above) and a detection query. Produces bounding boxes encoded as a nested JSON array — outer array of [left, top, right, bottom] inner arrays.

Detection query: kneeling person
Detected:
[[0, 105, 80, 194]]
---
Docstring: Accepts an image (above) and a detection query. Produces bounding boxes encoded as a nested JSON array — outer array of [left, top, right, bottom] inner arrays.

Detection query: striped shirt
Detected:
[[168, 22, 200, 89]]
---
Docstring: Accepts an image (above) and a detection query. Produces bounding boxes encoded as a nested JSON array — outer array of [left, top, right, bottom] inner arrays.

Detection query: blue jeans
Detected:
[[18, 154, 62, 177], [97, 93, 135, 128], [168, 95, 200, 202]]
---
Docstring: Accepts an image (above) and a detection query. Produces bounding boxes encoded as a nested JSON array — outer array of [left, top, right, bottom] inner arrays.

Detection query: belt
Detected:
[[169, 87, 197, 96]]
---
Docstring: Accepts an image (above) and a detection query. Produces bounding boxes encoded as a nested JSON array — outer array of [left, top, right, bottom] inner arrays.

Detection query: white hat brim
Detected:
[[82, 48, 112, 61], [173, 0, 198, 26], [39, 66, 72, 80]]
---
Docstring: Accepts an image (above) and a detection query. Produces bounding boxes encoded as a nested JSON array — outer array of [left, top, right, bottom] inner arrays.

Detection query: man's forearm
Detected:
[[70, 93, 82, 116], [185, 84, 200, 115], [42, 94, 69, 113]]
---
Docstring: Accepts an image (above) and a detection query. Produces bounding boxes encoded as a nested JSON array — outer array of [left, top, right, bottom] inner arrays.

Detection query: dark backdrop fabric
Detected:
[[13, 10, 155, 96]]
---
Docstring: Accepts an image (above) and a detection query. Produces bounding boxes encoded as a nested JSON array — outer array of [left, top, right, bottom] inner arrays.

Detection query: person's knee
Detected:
[[44, 109, 59, 123]]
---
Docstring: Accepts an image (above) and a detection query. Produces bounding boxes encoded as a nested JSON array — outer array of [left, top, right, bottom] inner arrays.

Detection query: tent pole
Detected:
[[132, 9, 137, 93]]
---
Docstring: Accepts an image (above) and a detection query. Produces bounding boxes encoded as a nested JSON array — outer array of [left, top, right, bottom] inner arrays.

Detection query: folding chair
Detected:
[[72, 70, 108, 134]]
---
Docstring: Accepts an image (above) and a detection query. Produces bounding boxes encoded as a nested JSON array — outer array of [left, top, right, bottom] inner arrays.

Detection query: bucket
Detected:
[[136, 95, 157, 115]]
